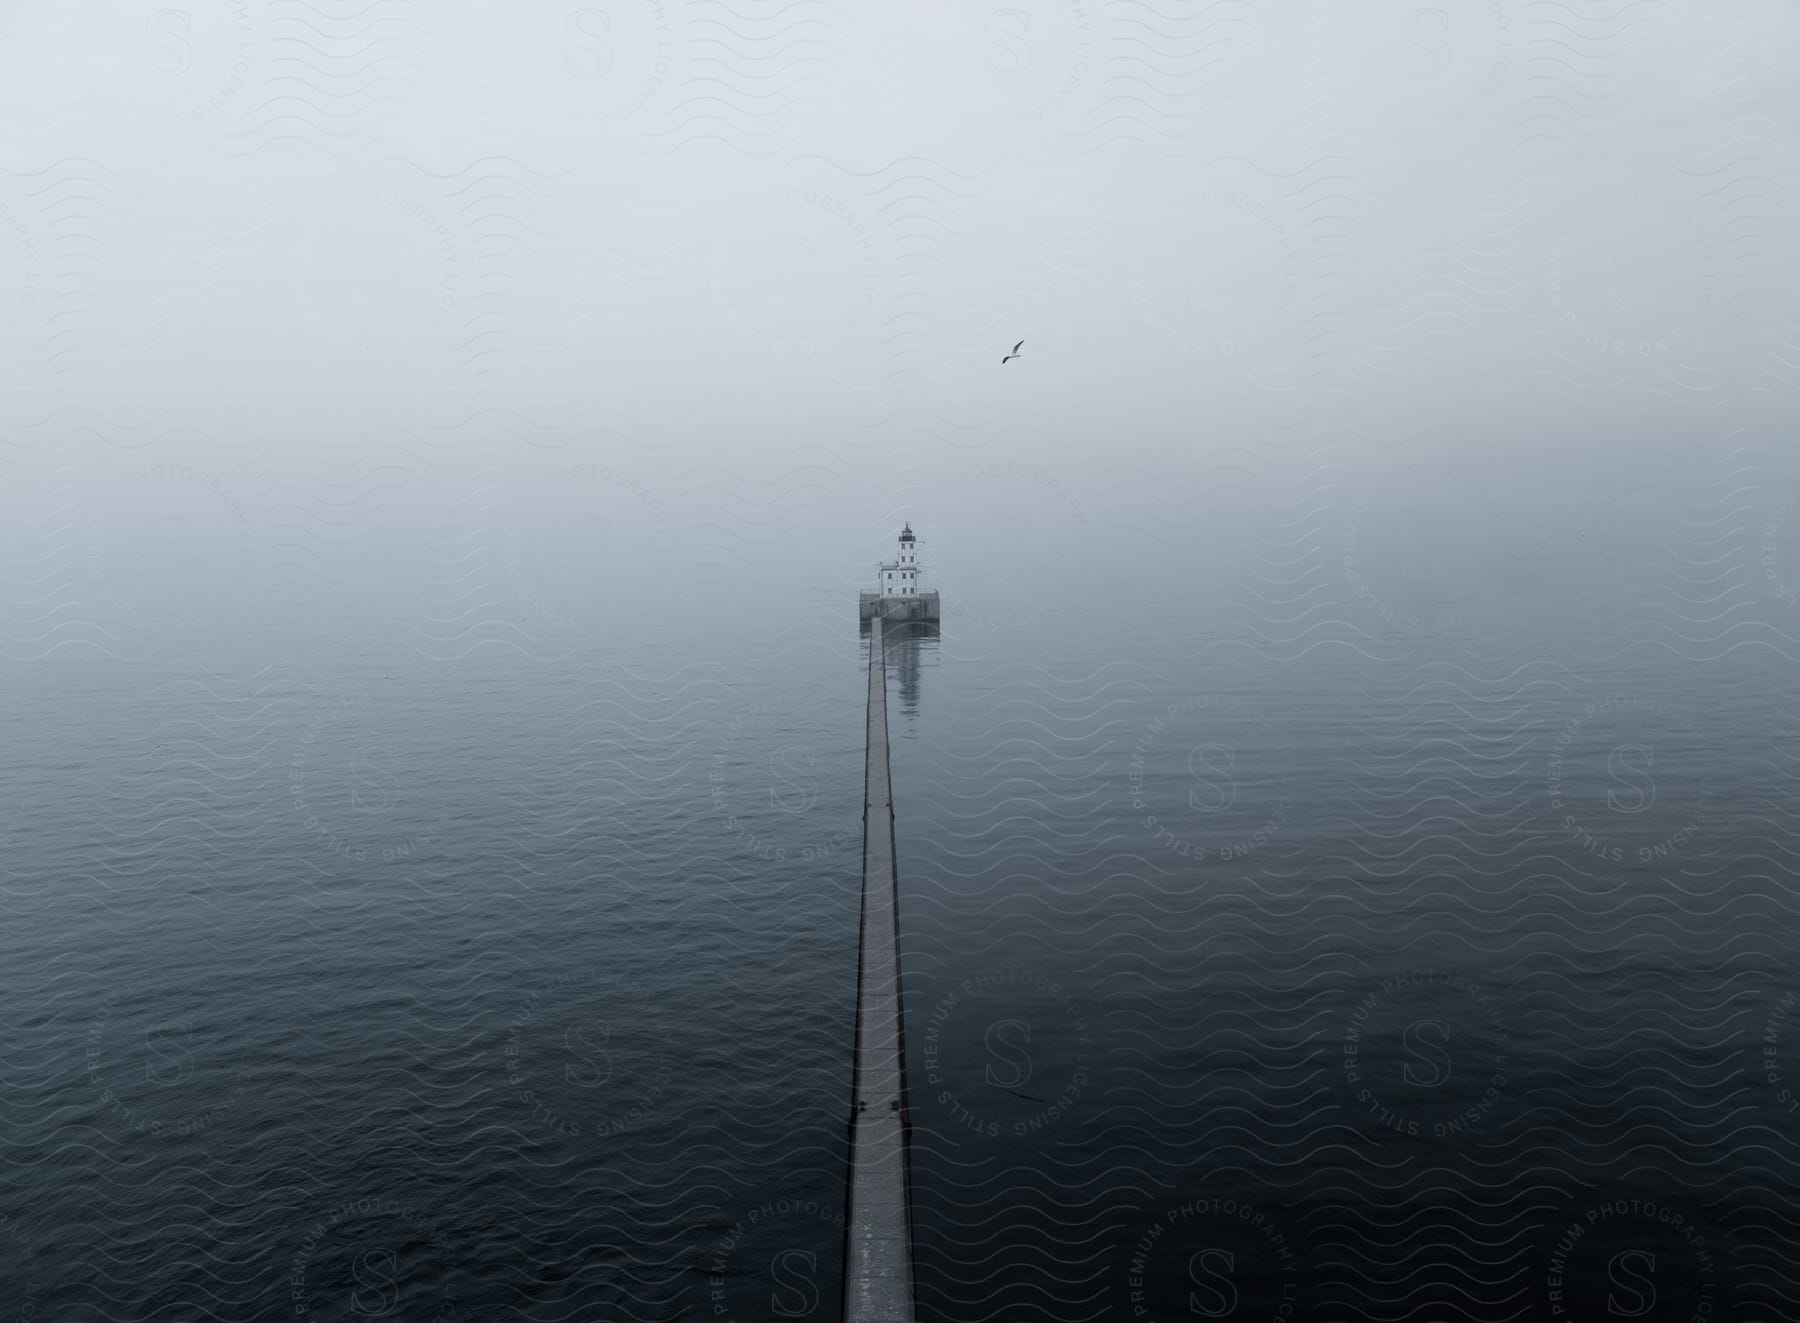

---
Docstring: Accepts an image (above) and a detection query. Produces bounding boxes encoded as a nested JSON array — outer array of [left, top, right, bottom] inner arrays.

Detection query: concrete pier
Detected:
[[843, 617, 918, 1322], [859, 589, 940, 629]]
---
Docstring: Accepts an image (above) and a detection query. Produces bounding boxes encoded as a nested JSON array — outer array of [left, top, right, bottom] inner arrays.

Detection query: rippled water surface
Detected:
[[896, 627, 1794, 1321], [6, 536, 1800, 1321]]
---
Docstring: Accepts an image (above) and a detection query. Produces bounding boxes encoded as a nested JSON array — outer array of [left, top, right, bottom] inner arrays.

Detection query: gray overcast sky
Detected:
[[3, 0, 1799, 657], [4, 0, 1791, 411]]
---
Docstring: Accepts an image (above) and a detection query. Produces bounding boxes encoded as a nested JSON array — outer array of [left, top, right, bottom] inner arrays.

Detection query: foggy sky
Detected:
[[3, 0, 1799, 658]]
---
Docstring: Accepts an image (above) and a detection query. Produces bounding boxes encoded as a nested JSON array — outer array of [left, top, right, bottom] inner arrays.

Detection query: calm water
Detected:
[[6, 454, 1800, 1322]]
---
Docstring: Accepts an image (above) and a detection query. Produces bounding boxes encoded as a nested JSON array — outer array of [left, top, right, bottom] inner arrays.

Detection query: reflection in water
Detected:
[[883, 621, 937, 716]]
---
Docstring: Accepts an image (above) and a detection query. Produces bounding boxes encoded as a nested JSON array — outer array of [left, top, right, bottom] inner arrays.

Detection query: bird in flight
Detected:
[[1001, 340, 1024, 364]]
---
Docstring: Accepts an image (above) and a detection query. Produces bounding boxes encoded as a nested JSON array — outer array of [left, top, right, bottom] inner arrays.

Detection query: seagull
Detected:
[[1001, 340, 1024, 364]]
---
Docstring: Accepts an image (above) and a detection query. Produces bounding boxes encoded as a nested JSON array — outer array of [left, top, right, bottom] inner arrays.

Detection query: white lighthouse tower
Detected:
[[859, 522, 939, 628], [878, 522, 919, 598]]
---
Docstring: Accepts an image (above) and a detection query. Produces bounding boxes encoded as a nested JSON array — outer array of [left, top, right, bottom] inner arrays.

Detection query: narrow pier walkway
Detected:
[[844, 617, 917, 1322]]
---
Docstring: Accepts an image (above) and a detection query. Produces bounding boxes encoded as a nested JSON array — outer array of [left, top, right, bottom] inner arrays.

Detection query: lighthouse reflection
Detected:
[[883, 621, 938, 716]]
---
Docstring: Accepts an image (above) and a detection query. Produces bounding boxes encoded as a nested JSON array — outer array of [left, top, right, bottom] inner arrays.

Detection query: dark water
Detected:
[[6, 439, 1800, 1321], [897, 631, 1795, 1322]]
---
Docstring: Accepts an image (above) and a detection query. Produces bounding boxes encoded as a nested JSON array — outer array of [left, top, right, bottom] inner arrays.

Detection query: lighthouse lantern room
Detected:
[[879, 523, 919, 598]]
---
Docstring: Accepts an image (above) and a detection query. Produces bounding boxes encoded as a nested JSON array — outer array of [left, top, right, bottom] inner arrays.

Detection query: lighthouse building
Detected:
[[859, 522, 940, 627], [879, 523, 919, 597]]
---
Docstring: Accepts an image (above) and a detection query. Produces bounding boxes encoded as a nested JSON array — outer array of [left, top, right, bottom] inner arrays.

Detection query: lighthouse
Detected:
[[859, 522, 940, 628], [879, 523, 919, 598]]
